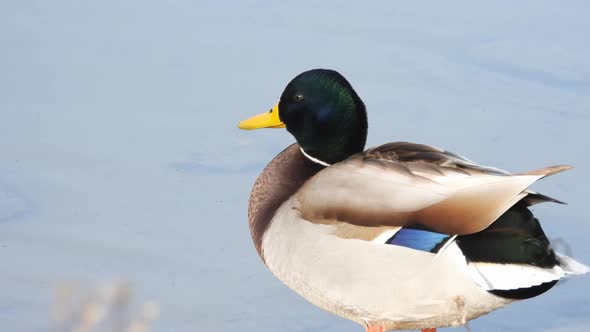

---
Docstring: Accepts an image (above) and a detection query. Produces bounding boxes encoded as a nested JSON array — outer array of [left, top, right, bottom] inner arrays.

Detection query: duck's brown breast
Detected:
[[248, 143, 322, 259]]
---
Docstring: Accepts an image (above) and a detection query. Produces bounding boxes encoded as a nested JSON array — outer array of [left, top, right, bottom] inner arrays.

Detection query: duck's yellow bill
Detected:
[[238, 103, 285, 130]]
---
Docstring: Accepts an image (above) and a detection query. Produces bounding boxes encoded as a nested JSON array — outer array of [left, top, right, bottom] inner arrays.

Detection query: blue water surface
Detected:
[[1, 1, 588, 331]]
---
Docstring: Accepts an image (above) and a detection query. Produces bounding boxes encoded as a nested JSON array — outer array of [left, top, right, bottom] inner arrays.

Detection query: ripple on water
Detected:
[[0, 184, 31, 223]]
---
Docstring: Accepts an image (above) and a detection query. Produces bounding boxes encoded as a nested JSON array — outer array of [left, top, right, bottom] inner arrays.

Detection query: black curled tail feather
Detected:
[[456, 201, 560, 299]]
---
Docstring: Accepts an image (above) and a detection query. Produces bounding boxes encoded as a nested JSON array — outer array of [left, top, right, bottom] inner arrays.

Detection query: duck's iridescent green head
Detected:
[[239, 69, 368, 165]]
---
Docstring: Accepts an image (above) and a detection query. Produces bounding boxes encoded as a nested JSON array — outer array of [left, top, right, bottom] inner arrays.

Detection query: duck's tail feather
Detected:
[[457, 201, 587, 299], [521, 190, 566, 206], [555, 252, 590, 276], [518, 165, 573, 178]]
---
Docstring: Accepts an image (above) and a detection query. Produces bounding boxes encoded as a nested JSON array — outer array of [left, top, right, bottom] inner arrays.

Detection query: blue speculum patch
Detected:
[[386, 228, 450, 253]]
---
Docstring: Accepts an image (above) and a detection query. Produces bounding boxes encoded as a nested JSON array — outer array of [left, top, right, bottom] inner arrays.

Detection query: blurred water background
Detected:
[[1, 1, 589, 331]]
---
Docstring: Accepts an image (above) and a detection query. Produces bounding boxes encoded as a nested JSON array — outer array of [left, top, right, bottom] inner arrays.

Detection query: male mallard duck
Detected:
[[238, 69, 588, 332]]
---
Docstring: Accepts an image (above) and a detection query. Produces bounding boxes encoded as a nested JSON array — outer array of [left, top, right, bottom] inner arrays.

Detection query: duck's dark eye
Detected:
[[293, 94, 304, 103]]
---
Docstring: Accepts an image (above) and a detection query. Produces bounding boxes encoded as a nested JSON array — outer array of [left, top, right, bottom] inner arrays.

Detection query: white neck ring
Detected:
[[299, 148, 331, 167]]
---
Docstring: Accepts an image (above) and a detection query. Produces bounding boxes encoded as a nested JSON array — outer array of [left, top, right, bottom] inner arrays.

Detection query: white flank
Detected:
[[468, 252, 589, 291], [262, 198, 512, 329], [468, 262, 565, 291], [434, 235, 458, 258], [371, 227, 401, 243], [556, 253, 590, 275]]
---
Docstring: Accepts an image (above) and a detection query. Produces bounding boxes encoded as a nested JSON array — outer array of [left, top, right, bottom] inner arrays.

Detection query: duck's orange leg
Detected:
[[365, 324, 436, 332], [365, 323, 384, 332]]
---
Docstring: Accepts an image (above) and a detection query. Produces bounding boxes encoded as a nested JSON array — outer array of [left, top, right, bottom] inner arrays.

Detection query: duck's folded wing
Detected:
[[295, 142, 570, 235]]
